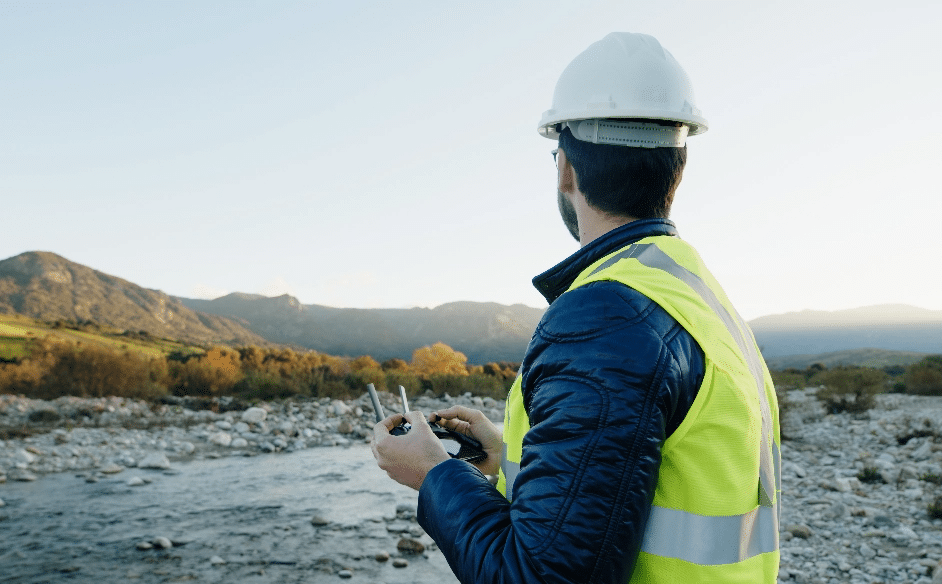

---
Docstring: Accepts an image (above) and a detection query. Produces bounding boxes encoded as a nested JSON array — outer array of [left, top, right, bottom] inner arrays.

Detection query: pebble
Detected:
[[209, 555, 226, 565], [375, 551, 390, 562], [311, 515, 330, 526], [393, 558, 409, 568], [127, 476, 145, 487], [397, 537, 425, 554], [152, 537, 172, 549], [338, 569, 353, 578]]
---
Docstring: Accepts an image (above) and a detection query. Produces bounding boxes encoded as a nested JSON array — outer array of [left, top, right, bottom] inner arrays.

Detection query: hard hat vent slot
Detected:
[[568, 119, 688, 148]]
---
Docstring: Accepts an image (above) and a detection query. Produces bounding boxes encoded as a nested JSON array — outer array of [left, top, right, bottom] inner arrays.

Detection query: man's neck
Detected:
[[574, 196, 637, 247]]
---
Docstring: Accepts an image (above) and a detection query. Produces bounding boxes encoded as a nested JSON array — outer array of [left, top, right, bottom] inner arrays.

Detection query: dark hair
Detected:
[[558, 122, 687, 219]]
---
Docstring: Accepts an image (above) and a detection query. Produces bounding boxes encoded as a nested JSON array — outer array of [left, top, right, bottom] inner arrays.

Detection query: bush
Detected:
[[33, 341, 165, 400], [770, 369, 806, 390], [814, 366, 887, 414], [929, 496, 942, 520], [168, 346, 242, 397], [411, 343, 469, 378], [385, 370, 422, 397], [424, 372, 512, 400], [921, 473, 942, 485], [906, 355, 942, 395], [857, 467, 885, 484], [231, 370, 302, 401]]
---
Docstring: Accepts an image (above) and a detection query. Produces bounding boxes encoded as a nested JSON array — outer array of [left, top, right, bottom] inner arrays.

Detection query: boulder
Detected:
[[241, 407, 267, 424]]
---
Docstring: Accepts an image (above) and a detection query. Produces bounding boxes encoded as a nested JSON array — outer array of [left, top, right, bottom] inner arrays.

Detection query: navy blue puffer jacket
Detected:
[[418, 219, 705, 583]]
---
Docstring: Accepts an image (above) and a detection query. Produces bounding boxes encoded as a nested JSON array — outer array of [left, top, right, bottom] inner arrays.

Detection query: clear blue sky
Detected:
[[2, 1, 940, 320]]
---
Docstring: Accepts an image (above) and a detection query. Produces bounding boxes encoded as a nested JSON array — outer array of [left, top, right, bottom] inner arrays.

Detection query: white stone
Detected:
[[209, 555, 226, 565], [234, 422, 250, 433], [127, 476, 146, 486], [15, 448, 36, 464], [137, 453, 171, 470], [208, 432, 232, 447], [178, 441, 195, 454], [0, 498, 5, 507], [214, 420, 232, 430], [152, 537, 172, 549], [241, 407, 267, 424], [230, 437, 248, 448]]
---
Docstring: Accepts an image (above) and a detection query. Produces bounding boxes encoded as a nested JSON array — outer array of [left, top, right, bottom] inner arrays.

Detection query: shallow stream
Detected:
[[0, 445, 459, 584]]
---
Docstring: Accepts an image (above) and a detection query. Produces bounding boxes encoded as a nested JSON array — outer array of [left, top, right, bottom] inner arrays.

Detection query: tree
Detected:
[[350, 355, 381, 372], [411, 342, 469, 377], [814, 366, 886, 413], [906, 355, 942, 395]]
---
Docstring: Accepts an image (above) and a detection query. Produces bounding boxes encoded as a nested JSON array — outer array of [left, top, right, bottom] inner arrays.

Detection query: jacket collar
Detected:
[[532, 218, 679, 304]]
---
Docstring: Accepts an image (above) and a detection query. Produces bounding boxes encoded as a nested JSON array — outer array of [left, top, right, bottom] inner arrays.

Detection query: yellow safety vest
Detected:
[[497, 235, 781, 583]]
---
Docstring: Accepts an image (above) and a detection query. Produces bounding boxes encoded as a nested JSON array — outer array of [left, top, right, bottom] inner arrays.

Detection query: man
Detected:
[[372, 32, 781, 583]]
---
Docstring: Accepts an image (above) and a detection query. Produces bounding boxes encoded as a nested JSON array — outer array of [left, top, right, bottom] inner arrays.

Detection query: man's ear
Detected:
[[557, 149, 576, 195]]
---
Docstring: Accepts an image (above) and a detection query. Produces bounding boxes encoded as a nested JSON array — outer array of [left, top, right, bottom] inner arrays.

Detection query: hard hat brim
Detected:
[[538, 110, 708, 140]]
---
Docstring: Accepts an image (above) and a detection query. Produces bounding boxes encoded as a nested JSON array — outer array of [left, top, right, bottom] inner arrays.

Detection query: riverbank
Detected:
[[2, 390, 942, 583]]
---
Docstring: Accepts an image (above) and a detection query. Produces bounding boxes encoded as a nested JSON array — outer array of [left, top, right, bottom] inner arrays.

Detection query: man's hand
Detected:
[[429, 405, 503, 476], [371, 410, 451, 491]]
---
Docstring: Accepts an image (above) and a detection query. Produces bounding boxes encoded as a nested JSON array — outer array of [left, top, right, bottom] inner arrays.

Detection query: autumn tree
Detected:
[[350, 355, 381, 372], [411, 342, 469, 378]]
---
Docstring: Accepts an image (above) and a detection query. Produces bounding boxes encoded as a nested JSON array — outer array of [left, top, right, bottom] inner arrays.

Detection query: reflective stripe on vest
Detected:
[[587, 242, 778, 510]]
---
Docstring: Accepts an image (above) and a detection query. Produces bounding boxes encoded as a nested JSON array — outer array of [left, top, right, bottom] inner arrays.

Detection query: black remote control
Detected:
[[367, 383, 487, 463]]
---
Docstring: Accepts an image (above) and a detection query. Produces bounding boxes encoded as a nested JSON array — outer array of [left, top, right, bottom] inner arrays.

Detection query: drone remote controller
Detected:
[[367, 383, 487, 463]]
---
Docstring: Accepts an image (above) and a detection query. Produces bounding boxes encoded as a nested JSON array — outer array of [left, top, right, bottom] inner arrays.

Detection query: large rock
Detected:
[[241, 407, 267, 424], [208, 432, 232, 447], [137, 453, 171, 470]]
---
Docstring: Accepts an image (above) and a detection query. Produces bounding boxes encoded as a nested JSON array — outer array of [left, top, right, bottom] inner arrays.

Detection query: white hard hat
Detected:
[[538, 32, 708, 147]]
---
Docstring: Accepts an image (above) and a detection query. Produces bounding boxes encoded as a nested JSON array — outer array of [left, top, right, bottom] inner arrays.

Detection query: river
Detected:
[[0, 444, 460, 584]]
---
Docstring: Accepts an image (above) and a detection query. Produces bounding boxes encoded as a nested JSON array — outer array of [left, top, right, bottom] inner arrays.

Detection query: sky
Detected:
[[2, 1, 940, 321]]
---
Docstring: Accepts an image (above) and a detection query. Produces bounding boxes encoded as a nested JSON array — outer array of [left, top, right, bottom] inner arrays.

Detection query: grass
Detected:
[[0, 313, 203, 361]]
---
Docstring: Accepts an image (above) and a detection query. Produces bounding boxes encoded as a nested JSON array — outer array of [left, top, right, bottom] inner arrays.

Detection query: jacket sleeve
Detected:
[[418, 282, 704, 584]]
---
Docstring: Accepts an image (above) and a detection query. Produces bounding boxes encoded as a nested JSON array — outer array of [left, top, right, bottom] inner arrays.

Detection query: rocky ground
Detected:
[[1, 389, 941, 583]]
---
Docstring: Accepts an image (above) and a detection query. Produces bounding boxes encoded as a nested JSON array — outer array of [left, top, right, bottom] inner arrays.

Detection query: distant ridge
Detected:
[[0, 251, 268, 346], [179, 295, 545, 364], [749, 304, 942, 357], [762, 348, 930, 371], [1, 251, 939, 365]]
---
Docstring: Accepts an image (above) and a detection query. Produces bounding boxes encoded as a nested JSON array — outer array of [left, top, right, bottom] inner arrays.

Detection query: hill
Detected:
[[749, 304, 942, 357], [0, 252, 268, 347], [761, 348, 930, 371], [179, 294, 544, 364]]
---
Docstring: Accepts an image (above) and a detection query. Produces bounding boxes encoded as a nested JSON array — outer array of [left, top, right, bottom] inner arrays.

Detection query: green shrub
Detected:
[[231, 371, 303, 401], [929, 496, 942, 520], [814, 366, 887, 413], [906, 355, 942, 395], [385, 370, 422, 397], [424, 372, 512, 400], [857, 466, 885, 484], [920, 473, 942, 485]]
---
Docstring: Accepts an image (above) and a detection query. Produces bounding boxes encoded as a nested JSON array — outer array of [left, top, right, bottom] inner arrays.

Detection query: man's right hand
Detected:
[[429, 405, 503, 476]]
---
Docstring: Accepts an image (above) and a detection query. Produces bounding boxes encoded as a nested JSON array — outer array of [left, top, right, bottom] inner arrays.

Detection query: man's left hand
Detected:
[[371, 410, 451, 491]]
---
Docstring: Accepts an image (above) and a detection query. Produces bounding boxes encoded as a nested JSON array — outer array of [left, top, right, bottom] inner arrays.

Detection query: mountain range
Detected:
[[1, 251, 939, 366]]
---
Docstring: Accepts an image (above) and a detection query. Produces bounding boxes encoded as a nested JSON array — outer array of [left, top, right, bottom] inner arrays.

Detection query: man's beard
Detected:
[[557, 190, 580, 242]]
